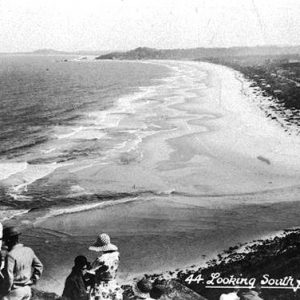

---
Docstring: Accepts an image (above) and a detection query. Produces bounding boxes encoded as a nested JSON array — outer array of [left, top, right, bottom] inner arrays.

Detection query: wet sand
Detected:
[[20, 195, 300, 293], [7, 61, 300, 293]]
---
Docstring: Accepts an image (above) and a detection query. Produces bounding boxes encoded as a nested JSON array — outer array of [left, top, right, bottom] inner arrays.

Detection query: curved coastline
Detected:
[[2, 60, 300, 294]]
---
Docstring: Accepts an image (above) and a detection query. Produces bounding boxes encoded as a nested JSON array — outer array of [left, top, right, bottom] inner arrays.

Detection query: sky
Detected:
[[0, 0, 299, 52]]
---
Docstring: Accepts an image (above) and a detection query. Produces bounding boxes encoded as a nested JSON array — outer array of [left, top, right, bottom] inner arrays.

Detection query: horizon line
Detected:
[[1, 44, 300, 55]]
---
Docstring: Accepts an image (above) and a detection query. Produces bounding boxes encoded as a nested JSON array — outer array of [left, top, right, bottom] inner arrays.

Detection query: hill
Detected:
[[96, 45, 300, 60]]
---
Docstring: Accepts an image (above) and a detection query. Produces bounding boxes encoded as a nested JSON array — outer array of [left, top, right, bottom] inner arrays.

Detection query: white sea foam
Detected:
[[40, 147, 57, 154], [50, 89, 153, 146], [54, 126, 83, 139], [70, 185, 85, 193], [34, 196, 143, 223], [7, 162, 67, 199], [0, 208, 30, 222], [0, 162, 28, 181], [1, 60, 179, 202]]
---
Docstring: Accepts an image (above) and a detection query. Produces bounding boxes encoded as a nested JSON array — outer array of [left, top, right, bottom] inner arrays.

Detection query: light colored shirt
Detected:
[[4, 243, 43, 290]]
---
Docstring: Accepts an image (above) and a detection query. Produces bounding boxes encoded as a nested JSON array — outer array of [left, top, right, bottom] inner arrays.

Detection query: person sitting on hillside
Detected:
[[62, 255, 90, 300]]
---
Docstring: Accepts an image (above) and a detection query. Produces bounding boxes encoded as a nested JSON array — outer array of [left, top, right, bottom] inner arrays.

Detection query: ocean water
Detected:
[[0, 55, 170, 215], [2, 58, 300, 292]]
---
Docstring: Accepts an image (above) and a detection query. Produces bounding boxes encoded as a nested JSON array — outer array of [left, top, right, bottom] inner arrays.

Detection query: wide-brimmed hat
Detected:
[[132, 278, 152, 299], [89, 233, 118, 252], [3, 227, 21, 240]]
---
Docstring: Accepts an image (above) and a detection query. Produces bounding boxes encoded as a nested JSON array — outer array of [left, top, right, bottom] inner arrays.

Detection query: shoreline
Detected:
[[200, 56, 300, 136], [1, 59, 299, 217], [234, 71, 299, 137], [2, 60, 300, 294]]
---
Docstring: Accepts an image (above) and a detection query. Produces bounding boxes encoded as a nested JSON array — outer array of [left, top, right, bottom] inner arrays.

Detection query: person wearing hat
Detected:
[[88, 233, 122, 300], [0, 226, 43, 300], [62, 255, 90, 300]]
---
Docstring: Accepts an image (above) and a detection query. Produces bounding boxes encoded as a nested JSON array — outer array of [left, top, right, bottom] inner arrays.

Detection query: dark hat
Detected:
[[3, 227, 21, 240], [74, 255, 88, 269]]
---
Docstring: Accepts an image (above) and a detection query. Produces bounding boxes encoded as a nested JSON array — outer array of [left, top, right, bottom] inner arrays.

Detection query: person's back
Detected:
[[1, 227, 43, 300], [6, 245, 42, 288], [92, 251, 119, 282], [88, 233, 122, 300], [62, 256, 89, 300]]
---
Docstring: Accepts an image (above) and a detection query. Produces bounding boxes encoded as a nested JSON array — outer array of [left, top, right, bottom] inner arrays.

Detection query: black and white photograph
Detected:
[[0, 1, 300, 299]]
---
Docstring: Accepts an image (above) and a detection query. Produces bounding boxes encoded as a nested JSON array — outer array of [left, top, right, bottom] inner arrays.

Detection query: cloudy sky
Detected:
[[0, 0, 299, 52]]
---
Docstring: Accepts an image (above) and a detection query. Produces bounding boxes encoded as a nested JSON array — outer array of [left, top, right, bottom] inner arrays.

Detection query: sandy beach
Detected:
[[6, 60, 300, 294]]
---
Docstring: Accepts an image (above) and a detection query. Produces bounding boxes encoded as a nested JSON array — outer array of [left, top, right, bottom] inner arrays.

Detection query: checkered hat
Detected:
[[89, 233, 118, 252]]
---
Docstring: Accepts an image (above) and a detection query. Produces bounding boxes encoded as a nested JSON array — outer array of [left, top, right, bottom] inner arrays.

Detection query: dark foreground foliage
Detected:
[[175, 229, 300, 300]]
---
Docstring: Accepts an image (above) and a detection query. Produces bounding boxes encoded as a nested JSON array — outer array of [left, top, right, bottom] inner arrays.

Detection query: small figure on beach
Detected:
[[62, 255, 90, 300], [88, 233, 123, 300], [0, 226, 43, 300]]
